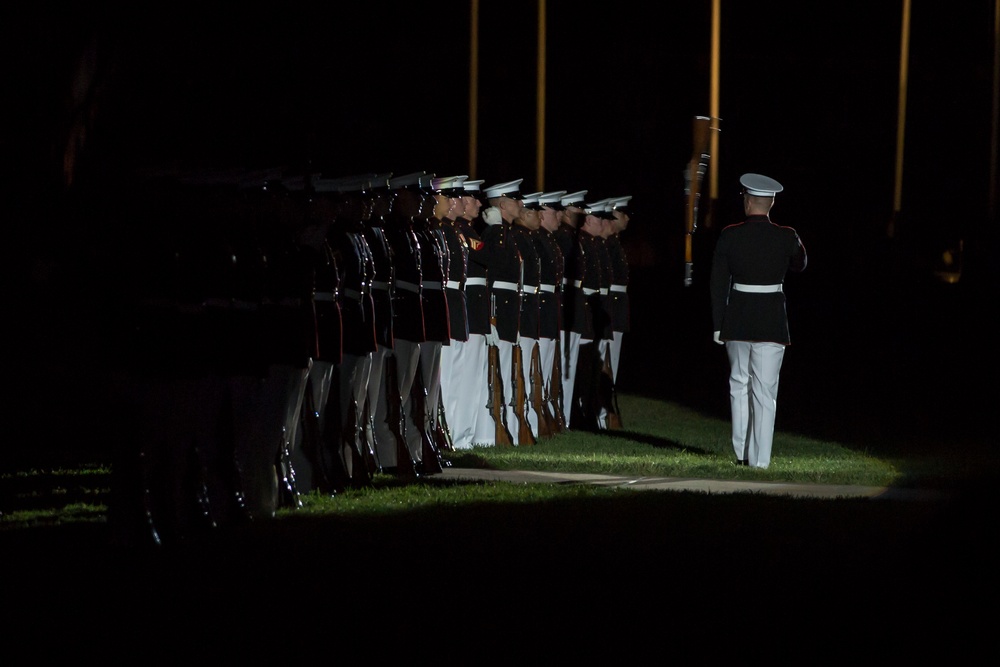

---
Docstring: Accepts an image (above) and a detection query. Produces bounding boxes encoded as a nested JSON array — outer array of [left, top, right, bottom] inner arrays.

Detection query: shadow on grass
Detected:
[[445, 428, 713, 469], [592, 428, 714, 456]]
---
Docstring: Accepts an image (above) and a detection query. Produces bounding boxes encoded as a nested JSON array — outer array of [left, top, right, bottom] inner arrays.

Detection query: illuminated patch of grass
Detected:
[[448, 394, 907, 487], [1, 393, 986, 530]]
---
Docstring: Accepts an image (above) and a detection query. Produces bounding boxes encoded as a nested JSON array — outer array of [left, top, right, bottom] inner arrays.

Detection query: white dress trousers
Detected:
[[726, 340, 786, 469]]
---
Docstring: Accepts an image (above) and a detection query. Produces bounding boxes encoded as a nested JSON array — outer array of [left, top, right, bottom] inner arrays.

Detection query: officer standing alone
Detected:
[[710, 173, 807, 469]]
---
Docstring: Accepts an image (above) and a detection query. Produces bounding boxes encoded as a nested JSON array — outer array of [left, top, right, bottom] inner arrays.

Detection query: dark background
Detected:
[[2, 1, 996, 466]]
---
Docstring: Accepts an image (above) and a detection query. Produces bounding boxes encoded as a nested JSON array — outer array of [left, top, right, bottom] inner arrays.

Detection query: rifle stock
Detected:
[[343, 398, 375, 489], [275, 440, 302, 509], [512, 343, 535, 446], [385, 353, 417, 478], [488, 343, 513, 447], [600, 344, 622, 430], [488, 295, 513, 447], [530, 342, 555, 438], [550, 335, 566, 432], [360, 396, 381, 476], [436, 393, 455, 454], [410, 361, 444, 475], [299, 374, 342, 495]]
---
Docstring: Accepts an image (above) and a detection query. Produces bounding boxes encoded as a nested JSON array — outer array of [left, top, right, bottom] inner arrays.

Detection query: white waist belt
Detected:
[[539, 284, 556, 293], [466, 277, 487, 287], [446, 280, 463, 290], [599, 288, 609, 295], [573, 280, 583, 288], [423, 281, 443, 290], [582, 287, 599, 295], [610, 284, 627, 293], [371, 280, 389, 290], [523, 283, 538, 294], [561, 277, 569, 285], [396, 279, 420, 293], [733, 283, 783, 293], [492, 280, 519, 292], [313, 291, 337, 302]]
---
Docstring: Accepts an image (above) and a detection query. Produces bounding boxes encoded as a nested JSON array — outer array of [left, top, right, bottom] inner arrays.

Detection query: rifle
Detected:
[[487, 294, 513, 447], [436, 393, 455, 453], [600, 343, 622, 430], [275, 437, 302, 509], [360, 395, 382, 476], [512, 342, 535, 446], [384, 353, 418, 479], [410, 358, 444, 475], [530, 342, 555, 438], [300, 373, 345, 495], [358, 395, 381, 479], [342, 397, 375, 489], [684, 115, 718, 287], [549, 335, 566, 432]]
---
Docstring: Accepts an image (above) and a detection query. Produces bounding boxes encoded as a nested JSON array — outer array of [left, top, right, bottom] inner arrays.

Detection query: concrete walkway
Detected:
[[433, 466, 948, 501]]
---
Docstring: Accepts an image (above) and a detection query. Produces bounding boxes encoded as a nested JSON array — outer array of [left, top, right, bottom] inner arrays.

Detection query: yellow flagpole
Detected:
[[537, 0, 547, 191], [707, 0, 721, 229], [469, 0, 480, 178], [889, 0, 912, 239], [990, 0, 999, 223]]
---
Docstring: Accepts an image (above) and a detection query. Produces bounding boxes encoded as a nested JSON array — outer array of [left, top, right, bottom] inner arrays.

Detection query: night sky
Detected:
[[4, 2, 996, 276], [2, 1, 996, 461]]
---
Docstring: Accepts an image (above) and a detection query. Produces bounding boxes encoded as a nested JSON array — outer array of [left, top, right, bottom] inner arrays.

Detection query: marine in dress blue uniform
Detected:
[[573, 199, 614, 430], [284, 173, 346, 496], [243, 171, 318, 514], [319, 174, 378, 486], [552, 190, 587, 428], [360, 174, 395, 469], [571, 199, 614, 431], [607, 196, 632, 385], [536, 190, 567, 433], [377, 171, 428, 472], [114, 172, 262, 546], [482, 178, 526, 443], [710, 173, 807, 469], [591, 199, 618, 429], [511, 191, 544, 440], [410, 172, 450, 473], [455, 179, 496, 448], [433, 175, 471, 449]]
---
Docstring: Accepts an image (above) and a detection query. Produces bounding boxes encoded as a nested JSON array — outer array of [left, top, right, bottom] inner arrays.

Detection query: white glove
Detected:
[[485, 323, 500, 347], [483, 206, 502, 226], [713, 331, 724, 346]]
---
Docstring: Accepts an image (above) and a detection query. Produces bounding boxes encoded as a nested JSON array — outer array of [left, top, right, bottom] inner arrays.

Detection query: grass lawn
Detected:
[[2, 389, 995, 659]]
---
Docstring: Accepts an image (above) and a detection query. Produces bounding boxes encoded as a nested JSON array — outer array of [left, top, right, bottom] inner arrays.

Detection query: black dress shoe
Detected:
[[735, 459, 749, 466]]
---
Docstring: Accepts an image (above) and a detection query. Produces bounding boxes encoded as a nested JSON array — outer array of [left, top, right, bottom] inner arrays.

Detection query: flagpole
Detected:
[[469, 0, 480, 178], [889, 0, 911, 240]]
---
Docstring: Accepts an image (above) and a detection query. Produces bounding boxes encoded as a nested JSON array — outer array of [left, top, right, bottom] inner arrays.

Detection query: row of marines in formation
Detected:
[[108, 167, 632, 547]]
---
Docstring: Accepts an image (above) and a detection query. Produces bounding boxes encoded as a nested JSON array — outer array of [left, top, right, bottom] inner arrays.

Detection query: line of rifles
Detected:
[[290, 322, 619, 501]]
